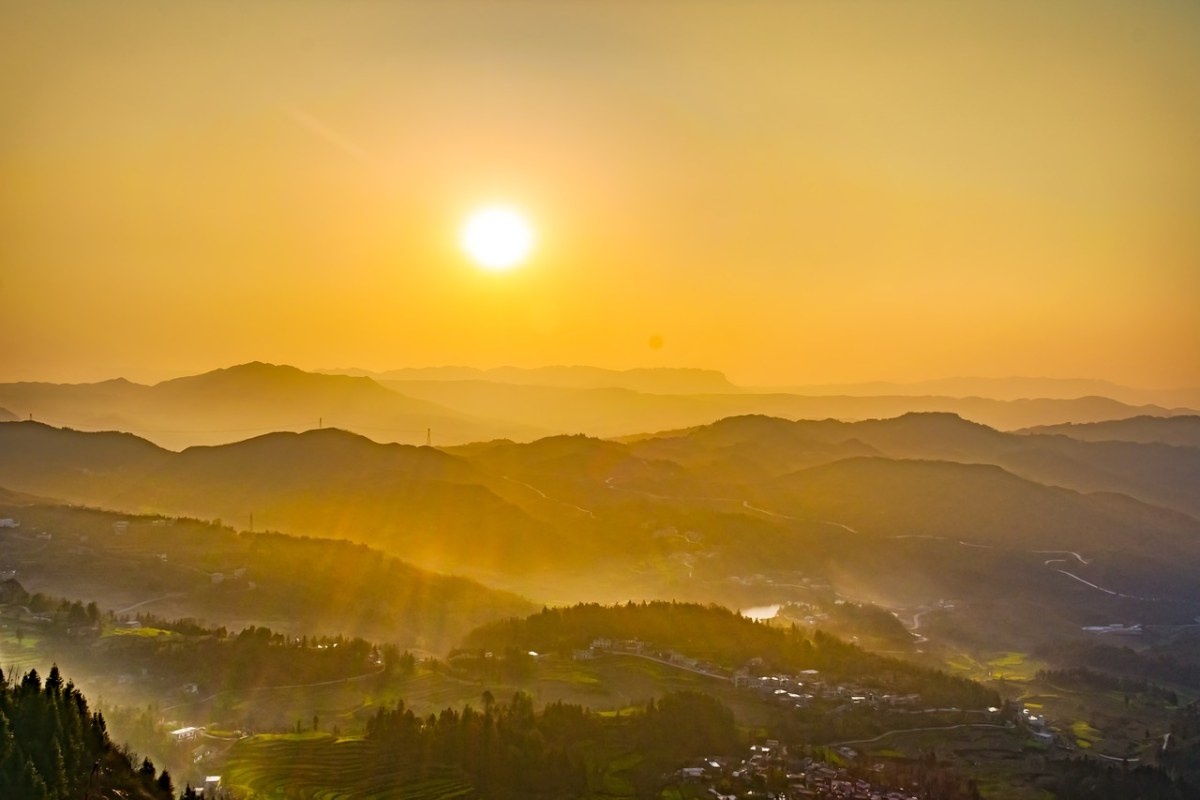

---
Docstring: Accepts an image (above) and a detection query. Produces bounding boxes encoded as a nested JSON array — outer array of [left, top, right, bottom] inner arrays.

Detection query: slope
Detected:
[[0, 363, 541, 449], [626, 412, 1200, 519], [0, 422, 568, 574], [1019, 415, 1200, 448]]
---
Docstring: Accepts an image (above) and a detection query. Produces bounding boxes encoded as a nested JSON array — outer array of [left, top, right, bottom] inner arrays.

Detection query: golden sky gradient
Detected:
[[2, 1, 1198, 388]]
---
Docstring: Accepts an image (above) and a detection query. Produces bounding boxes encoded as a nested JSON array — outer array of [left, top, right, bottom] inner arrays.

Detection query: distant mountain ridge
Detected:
[[0, 362, 544, 449], [626, 412, 1200, 519], [1019, 415, 1200, 448], [2, 363, 1194, 450], [387, 380, 1192, 436], [324, 364, 738, 394], [0, 421, 563, 575], [775, 376, 1200, 408], [5, 413, 1200, 642]]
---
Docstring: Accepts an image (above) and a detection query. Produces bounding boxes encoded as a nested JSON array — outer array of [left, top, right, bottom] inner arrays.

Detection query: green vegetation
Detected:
[[1161, 702, 1200, 787], [223, 735, 474, 799], [225, 690, 738, 800], [0, 502, 533, 650], [465, 602, 998, 709], [1044, 757, 1194, 800], [0, 666, 172, 800], [4, 408, 1200, 799], [1037, 667, 1179, 706]]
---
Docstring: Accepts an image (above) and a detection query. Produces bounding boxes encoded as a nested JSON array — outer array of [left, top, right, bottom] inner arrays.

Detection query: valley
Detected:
[[1, 373, 1199, 797]]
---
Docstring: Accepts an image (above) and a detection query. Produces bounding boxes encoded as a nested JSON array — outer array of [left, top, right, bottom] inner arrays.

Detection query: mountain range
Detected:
[[4, 403, 1199, 655], [772, 377, 1200, 409], [1, 362, 1193, 450], [1019, 415, 1200, 448]]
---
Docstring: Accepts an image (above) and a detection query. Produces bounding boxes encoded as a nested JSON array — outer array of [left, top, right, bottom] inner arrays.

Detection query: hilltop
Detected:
[[1019, 415, 1200, 448], [0, 501, 534, 650], [4, 413, 1200, 657], [326, 364, 738, 394], [3, 363, 1195, 451], [0, 362, 542, 449]]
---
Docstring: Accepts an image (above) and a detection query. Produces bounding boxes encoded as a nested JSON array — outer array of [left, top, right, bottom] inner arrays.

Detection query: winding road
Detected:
[[503, 476, 596, 518]]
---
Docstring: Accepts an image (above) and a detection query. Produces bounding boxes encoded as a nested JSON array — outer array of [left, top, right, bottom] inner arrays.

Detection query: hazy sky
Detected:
[[3, 1, 1198, 387]]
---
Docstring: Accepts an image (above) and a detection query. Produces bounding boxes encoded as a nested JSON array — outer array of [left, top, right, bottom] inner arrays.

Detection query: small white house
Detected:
[[171, 726, 201, 742]]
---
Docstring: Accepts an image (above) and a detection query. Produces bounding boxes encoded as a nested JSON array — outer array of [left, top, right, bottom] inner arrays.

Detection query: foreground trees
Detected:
[[0, 665, 172, 800]]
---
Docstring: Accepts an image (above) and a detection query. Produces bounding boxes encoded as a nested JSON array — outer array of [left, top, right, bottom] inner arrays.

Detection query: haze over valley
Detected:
[[4, 1, 1200, 798], [3, 361, 1200, 797]]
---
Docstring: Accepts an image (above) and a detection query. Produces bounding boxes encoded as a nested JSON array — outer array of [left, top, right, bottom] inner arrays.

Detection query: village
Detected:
[[579, 637, 1060, 799], [674, 739, 951, 800], [578, 637, 975, 718]]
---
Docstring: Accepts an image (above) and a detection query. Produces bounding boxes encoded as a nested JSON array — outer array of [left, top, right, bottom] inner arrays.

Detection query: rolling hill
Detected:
[[0, 422, 571, 574], [0, 500, 535, 650], [625, 412, 1200, 519], [4, 363, 1193, 453], [0, 362, 543, 449], [6, 412, 1200, 653], [1019, 415, 1200, 448], [331, 364, 738, 393], [389, 379, 1192, 437]]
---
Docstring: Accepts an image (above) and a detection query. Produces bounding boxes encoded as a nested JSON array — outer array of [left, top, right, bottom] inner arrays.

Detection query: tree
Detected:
[[157, 769, 173, 794], [45, 664, 64, 695]]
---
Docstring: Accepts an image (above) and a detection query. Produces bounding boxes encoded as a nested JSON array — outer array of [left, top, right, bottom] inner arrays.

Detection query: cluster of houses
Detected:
[[675, 740, 929, 800], [575, 639, 928, 719], [733, 666, 922, 715], [1016, 704, 1055, 745], [1081, 623, 1142, 637]]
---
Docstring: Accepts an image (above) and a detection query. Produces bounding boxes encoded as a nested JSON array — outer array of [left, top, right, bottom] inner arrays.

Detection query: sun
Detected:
[[460, 205, 536, 271]]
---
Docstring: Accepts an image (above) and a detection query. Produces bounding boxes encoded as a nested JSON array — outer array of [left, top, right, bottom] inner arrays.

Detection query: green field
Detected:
[[222, 734, 474, 800], [855, 726, 1047, 800], [944, 649, 1045, 683]]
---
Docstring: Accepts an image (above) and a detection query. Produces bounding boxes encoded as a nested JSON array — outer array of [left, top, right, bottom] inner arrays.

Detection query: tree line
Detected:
[[364, 689, 739, 799], [464, 601, 998, 708], [0, 665, 172, 800]]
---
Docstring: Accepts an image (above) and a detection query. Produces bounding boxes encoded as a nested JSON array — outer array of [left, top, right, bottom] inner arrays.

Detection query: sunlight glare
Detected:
[[460, 205, 536, 271]]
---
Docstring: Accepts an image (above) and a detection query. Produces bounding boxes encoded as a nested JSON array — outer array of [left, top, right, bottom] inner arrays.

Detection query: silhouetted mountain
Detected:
[[1020, 415, 1200, 448], [0, 422, 567, 574], [744, 394, 1190, 430], [629, 412, 1200, 519], [386, 380, 1191, 436], [759, 456, 1196, 553], [771, 377, 1200, 410], [330, 365, 737, 393], [385, 380, 742, 439], [0, 362, 542, 449], [4, 365, 1192, 455], [623, 414, 883, 483], [0, 501, 534, 649], [7, 413, 1200, 656], [777, 376, 1149, 402]]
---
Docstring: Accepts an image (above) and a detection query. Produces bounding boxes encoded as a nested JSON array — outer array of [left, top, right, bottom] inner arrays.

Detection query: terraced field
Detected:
[[222, 733, 474, 799]]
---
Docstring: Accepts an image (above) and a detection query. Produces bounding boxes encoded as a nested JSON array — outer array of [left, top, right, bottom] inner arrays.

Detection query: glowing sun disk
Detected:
[[460, 206, 535, 271]]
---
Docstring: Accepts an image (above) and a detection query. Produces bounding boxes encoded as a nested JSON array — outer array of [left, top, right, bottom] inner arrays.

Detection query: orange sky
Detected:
[[2, 1, 1198, 388]]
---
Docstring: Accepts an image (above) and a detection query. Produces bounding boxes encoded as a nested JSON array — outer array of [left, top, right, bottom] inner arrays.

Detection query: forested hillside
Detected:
[[0, 666, 172, 800]]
